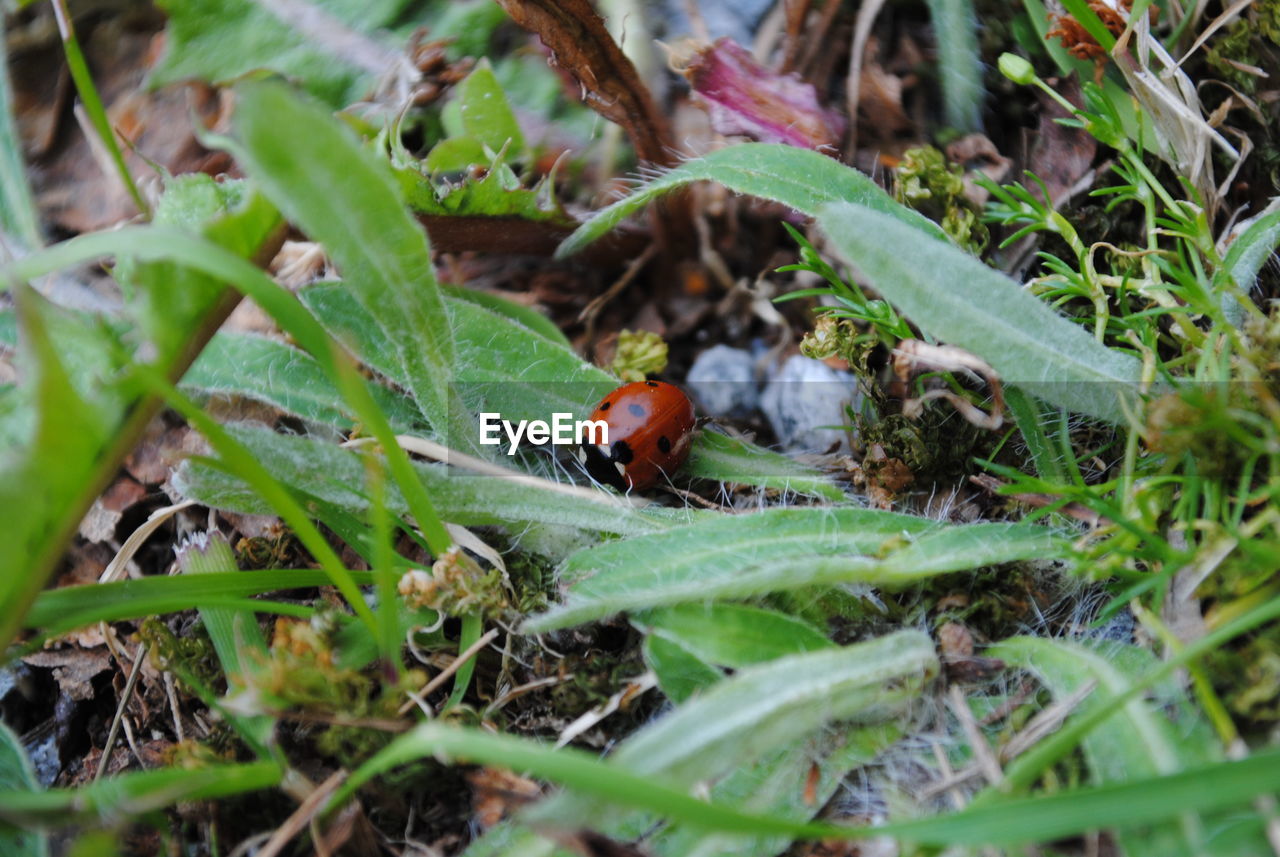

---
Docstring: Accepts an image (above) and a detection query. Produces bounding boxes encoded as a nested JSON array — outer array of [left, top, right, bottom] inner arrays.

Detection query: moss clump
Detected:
[[895, 146, 989, 254], [611, 329, 668, 382]]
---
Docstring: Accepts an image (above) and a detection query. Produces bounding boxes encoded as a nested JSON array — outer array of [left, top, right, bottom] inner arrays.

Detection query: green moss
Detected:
[[1206, 19, 1261, 94], [611, 329, 669, 382], [895, 146, 990, 254]]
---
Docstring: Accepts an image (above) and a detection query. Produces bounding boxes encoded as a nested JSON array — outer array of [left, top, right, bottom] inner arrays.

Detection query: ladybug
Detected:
[[578, 381, 696, 491]]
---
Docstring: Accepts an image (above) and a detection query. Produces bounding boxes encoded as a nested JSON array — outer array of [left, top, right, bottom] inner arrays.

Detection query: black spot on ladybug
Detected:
[[657, 435, 672, 454], [599, 401, 611, 411], [646, 381, 659, 387], [611, 440, 634, 464], [628, 403, 646, 418]]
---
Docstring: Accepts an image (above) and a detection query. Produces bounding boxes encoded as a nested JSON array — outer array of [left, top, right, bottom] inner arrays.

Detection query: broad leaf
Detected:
[[634, 603, 833, 668], [526, 508, 1067, 630], [993, 637, 1266, 857], [817, 202, 1147, 422], [183, 331, 422, 431], [148, 0, 407, 106]]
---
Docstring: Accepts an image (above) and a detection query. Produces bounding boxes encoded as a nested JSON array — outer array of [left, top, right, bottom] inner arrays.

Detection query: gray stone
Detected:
[[760, 355, 859, 452], [686, 344, 759, 419]]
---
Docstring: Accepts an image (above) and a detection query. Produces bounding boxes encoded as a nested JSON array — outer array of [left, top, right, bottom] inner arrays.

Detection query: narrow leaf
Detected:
[[229, 78, 478, 452], [0, 761, 281, 827], [526, 509, 1067, 630], [816, 202, 1146, 421], [556, 143, 944, 259]]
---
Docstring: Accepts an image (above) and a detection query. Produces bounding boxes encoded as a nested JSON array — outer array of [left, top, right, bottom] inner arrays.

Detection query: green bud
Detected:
[[999, 53, 1036, 85]]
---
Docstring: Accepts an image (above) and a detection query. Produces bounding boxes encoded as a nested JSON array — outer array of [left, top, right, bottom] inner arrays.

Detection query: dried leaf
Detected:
[[493, 0, 674, 166], [681, 37, 845, 151]]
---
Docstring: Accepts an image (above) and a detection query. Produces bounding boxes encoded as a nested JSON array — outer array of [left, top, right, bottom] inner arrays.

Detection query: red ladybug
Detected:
[[579, 381, 696, 491]]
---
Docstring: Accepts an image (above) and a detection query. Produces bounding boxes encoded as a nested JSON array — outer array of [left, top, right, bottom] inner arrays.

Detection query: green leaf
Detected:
[[991, 637, 1260, 857], [342, 630, 936, 826], [685, 430, 845, 500], [1005, 387, 1067, 482], [0, 761, 281, 827], [173, 422, 688, 541], [148, 0, 407, 106], [450, 59, 525, 157], [816, 202, 1147, 422], [0, 174, 282, 650], [0, 288, 120, 650], [635, 603, 833, 668], [526, 508, 1067, 631], [0, 16, 40, 251], [182, 331, 422, 431], [924, 0, 984, 132], [175, 531, 276, 754], [0, 722, 48, 857], [229, 78, 478, 453], [24, 569, 373, 638], [332, 726, 1280, 847], [556, 143, 945, 259], [443, 286, 570, 348], [647, 726, 899, 857], [307, 281, 838, 497], [424, 137, 490, 173], [642, 634, 723, 704], [119, 176, 280, 365], [306, 277, 613, 423], [1221, 204, 1280, 324], [175, 533, 271, 691]]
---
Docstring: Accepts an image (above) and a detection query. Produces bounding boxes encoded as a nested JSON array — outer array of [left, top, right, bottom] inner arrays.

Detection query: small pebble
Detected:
[[1088, 605, 1135, 643], [686, 344, 759, 419], [663, 0, 775, 44], [760, 355, 859, 452]]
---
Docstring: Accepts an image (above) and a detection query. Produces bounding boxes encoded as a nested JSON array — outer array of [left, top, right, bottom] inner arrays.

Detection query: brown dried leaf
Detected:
[[493, 0, 674, 166], [468, 767, 542, 829], [78, 477, 147, 543], [1029, 77, 1097, 206], [23, 648, 113, 701]]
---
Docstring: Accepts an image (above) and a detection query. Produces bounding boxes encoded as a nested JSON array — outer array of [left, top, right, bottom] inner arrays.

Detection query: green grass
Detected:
[[2, 2, 1279, 855]]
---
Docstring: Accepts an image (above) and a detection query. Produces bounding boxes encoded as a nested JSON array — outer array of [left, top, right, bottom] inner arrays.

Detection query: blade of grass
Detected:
[[1005, 387, 1068, 482], [924, 0, 984, 132], [24, 570, 374, 634], [0, 760, 281, 827], [175, 532, 271, 688], [2, 224, 453, 557], [325, 722, 1280, 846], [50, 0, 148, 217], [0, 15, 40, 251], [128, 362, 378, 632], [444, 613, 484, 710], [0, 722, 47, 857], [227, 78, 478, 455]]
